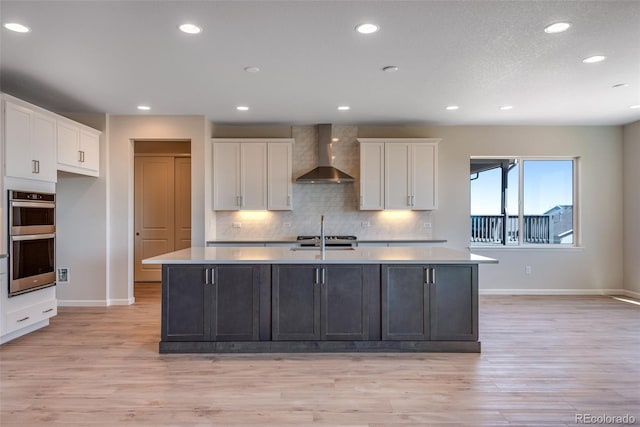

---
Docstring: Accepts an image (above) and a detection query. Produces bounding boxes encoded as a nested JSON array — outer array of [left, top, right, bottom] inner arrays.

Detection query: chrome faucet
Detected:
[[320, 215, 325, 253]]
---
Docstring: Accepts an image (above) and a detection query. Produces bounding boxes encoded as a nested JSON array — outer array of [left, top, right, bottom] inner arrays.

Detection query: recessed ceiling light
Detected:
[[3, 22, 30, 33], [244, 66, 260, 73], [630, 105, 640, 109], [337, 106, 350, 111], [355, 23, 379, 34], [236, 106, 249, 111], [137, 105, 151, 111], [583, 55, 606, 64], [612, 83, 629, 88], [544, 22, 571, 34], [500, 105, 514, 111], [178, 23, 201, 34], [382, 66, 399, 72], [446, 105, 459, 110]]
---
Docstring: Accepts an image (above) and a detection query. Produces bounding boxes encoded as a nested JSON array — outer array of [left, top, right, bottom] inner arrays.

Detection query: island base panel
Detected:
[[159, 340, 480, 353]]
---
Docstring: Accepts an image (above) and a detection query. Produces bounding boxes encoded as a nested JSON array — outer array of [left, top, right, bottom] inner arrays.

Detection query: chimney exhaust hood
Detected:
[[296, 124, 355, 184]]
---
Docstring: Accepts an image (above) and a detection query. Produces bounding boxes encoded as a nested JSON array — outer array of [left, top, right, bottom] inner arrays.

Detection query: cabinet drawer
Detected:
[[6, 299, 57, 334]]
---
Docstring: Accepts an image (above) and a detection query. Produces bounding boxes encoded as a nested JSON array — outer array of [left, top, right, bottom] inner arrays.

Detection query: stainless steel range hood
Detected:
[[296, 124, 355, 183]]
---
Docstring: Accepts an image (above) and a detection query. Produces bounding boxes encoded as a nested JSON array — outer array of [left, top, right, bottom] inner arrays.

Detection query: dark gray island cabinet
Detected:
[[158, 261, 485, 353]]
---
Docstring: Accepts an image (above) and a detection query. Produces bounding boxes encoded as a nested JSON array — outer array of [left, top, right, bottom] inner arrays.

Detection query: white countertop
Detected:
[[143, 246, 497, 265]]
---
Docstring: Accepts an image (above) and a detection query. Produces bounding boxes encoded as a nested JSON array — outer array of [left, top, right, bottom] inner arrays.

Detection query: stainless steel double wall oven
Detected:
[[8, 191, 56, 297]]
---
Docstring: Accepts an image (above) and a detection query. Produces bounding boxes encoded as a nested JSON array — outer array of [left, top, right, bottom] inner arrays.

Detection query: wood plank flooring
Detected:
[[1, 284, 638, 426]]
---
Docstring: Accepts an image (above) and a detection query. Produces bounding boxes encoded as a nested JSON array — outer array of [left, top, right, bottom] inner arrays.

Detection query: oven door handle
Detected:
[[11, 233, 56, 241], [10, 201, 56, 209]]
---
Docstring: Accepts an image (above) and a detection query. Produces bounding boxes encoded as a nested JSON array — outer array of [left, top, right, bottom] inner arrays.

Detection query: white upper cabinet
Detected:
[[267, 142, 293, 210], [357, 138, 439, 210], [359, 142, 385, 210], [4, 97, 57, 183], [212, 139, 294, 211], [57, 118, 100, 177]]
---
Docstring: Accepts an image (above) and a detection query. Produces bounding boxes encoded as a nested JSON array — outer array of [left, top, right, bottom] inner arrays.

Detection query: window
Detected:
[[470, 158, 576, 246]]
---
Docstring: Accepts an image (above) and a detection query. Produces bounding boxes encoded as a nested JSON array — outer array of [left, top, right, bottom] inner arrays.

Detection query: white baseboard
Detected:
[[57, 297, 135, 307], [108, 297, 135, 306], [480, 288, 626, 296], [623, 289, 640, 299]]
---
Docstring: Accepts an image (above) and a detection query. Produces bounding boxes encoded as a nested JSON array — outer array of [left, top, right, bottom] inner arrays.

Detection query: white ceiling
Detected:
[[1, 1, 639, 126]]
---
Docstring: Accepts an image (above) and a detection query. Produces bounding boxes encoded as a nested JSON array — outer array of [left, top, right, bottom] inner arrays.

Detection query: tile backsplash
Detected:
[[215, 125, 433, 240]]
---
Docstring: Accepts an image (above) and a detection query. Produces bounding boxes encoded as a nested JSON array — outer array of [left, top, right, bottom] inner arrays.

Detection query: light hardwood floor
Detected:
[[1, 284, 638, 426]]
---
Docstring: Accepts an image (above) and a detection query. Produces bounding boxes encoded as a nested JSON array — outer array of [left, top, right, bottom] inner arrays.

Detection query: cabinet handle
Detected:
[[424, 267, 429, 284], [32, 160, 40, 174], [204, 268, 210, 285], [210, 268, 215, 285], [431, 267, 436, 284], [314, 268, 320, 285], [17, 316, 30, 322], [81, 151, 85, 163], [411, 195, 415, 206], [407, 195, 411, 206], [78, 150, 83, 162], [36, 160, 40, 174], [42, 308, 54, 314], [321, 268, 326, 285]]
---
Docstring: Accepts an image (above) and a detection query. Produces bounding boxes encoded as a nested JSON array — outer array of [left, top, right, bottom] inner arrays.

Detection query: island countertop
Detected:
[[143, 246, 497, 265]]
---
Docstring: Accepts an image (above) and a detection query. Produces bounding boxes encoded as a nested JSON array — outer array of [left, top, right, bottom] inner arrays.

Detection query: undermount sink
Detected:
[[290, 247, 356, 251]]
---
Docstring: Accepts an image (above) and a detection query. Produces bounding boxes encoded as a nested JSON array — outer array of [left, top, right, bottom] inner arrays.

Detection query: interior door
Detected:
[[134, 157, 175, 282]]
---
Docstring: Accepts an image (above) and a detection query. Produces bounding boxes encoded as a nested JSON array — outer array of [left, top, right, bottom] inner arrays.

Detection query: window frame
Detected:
[[470, 156, 580, 249]]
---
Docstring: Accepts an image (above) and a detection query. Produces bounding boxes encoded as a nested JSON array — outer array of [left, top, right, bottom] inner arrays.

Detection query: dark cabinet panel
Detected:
[[273, 264, 379, 341], [162, 264, 269, 342], [212, 265, 262, 341], [430, 264, 477, 341], [382, 265, 430, 340], [162, 264, 209, 342], [272, 265, 320, 340]]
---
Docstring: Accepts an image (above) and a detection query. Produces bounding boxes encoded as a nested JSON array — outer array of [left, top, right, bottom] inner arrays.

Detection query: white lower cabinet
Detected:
[[0, 259, 58, 343]]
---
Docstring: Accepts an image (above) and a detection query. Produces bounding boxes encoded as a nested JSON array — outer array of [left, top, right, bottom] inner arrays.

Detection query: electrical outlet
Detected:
[[57, 267, 70, 283], [232, 222, 242, 228], [525, 265, 532, 275]]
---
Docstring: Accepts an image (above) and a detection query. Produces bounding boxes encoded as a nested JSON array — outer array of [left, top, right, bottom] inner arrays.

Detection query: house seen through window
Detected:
[[470, 158, 575, 246]]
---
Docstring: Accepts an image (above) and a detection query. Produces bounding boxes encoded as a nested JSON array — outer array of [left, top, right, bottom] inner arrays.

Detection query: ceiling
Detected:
[[1, 0, 639, 126]]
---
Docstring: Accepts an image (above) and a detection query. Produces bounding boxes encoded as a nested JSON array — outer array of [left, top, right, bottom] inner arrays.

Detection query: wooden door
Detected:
[[4, 101, 33, 180], [430, 265, 477, 341], [381, 265, 430, 340], [134, 157, 175, 282], [162, 265, 209, 341], [359, 142, 384, 210], [321, 265, 369, 340], [240, 143, 267, 209], [272, 265, 321, 340], [174, 157, 192, 250], [411, 143, 437, 210]]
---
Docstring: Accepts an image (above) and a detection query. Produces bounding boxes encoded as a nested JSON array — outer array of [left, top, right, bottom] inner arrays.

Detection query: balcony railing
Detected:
[[470, 215, 551, 244]]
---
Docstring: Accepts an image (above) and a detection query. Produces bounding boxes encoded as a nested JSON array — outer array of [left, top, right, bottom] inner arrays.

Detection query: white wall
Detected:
[[56, 113, 109, 305], [108, 115, 208, 304], [359, 125, 624, 294], [623, 120, 640, 297]]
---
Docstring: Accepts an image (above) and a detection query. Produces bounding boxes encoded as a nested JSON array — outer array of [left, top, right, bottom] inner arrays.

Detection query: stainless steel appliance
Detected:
[[296, 235, 357, 247], [8, 191, 56, 297]]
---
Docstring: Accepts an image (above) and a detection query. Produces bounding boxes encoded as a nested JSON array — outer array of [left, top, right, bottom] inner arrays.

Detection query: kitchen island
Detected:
[[144, 246, 497, 354]]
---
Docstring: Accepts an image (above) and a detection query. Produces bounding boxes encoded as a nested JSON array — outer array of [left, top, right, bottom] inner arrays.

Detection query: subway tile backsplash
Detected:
[[215, 125, 433, 240]]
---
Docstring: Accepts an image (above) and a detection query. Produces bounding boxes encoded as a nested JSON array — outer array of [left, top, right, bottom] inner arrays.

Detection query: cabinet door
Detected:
[[411, 143, 437, 210], [381, 265, 430, 340], [321, 265, 370, 340], [385, 143, 411, 209], [31, 112, 57, 182], [430, 265, 477, 341], [79, 129, 100, 175], [162, 265, 209, 341], [4, 101, 34, 180], [241, 143, 267, 209], [267, 142, 292, 210], [57, 120, 81, 168], [211, 265, 261, 341], [272, 265, 320, 340], [359, 142, 384, 210], [213, 142, 241, 210]]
